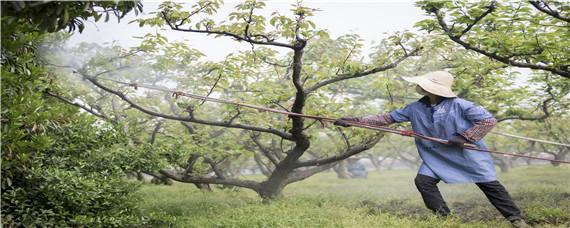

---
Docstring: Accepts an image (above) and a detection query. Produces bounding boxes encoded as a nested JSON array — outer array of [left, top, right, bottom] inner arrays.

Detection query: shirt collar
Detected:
[[418, 96, 447, 107]]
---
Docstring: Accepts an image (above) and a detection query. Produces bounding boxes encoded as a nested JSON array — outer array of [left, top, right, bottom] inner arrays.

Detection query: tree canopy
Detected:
[[2, 1, 569, 225]]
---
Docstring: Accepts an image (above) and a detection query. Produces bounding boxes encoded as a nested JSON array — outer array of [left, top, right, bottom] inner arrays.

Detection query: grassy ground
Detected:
[[136, 165, 570, 227]]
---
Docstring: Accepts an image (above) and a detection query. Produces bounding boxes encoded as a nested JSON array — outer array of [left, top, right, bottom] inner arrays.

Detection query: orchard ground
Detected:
[[136, 165, 569, 227]]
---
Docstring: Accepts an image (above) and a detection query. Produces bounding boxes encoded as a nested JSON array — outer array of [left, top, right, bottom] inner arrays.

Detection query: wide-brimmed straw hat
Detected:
[[402, 71, 457, 98]]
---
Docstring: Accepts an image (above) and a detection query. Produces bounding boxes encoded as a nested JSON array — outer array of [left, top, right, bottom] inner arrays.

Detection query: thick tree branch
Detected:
[[180, 122, 196, 134], [259, 38, 310, 191], [149, 121, 163, 145], [431, 7, 570, 78], [253, 153, 273, 176], [529, 1, 570, 23], [184, 154, 201, 176], [496, 100, 551, 122], [203, 157, 228, 179], [305, 48, 421, 94], [284, 163, 335, 184], [44, 90, 111, 121], [251, 133, 279, 165], [162, 12, 294, 49], [77, 71, 294, 140], [497, 82, 553, 122], [295, 135, 383, 168], [159, 169, 260, 191]]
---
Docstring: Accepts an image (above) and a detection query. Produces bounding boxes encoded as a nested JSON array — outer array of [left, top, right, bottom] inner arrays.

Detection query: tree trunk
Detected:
[[387, 158, 396, 170], [257, 182, 286, 201], [550, 153, 567, 167], [146, 172, 174, 185], [333, 160, 351, 179], [494, 158, 510, 173], [366, 154, 385, 172]]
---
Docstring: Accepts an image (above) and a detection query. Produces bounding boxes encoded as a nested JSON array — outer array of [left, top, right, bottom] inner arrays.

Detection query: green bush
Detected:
[[1, 20, 148, 227], [1, 114, 147, 227]]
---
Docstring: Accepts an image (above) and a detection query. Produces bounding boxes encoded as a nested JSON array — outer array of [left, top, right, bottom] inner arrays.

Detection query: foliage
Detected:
[[1, 1, 143, 33], [1, 1, 149, 227], [41, 0, 568, 203], [1, 117, 146, 227], [415, 0, 569, 78], [48, 0, 423, 199]]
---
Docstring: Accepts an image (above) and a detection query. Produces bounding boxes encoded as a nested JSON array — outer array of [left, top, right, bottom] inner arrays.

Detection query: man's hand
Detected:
[[334, 117, 359, 127], [448, 134, 469, 147]]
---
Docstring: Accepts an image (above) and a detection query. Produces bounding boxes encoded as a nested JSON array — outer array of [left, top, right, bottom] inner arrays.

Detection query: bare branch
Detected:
[[335, 42, 359, 75], [198, 67, 224, 107], [177, 2, 212, 26], [181, 122, 196, 134], [44, 90, 111, 121], [227, 107, 242, 124], [295, 134, 383, 168], [92, 65, 131, 78], [456, 3, 496, 38], [336, 127, 351, 150]]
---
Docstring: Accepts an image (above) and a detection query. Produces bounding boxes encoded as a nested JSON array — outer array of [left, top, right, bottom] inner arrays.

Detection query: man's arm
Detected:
[[335, 104, 411, 127], [358, 113, 395, 126], [460, 117, 497, 142], [449, 101, 498, 147], [334, 113, 395, 127]]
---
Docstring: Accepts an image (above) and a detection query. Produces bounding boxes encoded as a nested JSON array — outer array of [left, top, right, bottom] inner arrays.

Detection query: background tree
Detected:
[[326, 31, 569, 171], [1, 1, 151, 226], [416, 0, 569, 78], [51, 0, 422, 200], [413, 0, 569, 167]]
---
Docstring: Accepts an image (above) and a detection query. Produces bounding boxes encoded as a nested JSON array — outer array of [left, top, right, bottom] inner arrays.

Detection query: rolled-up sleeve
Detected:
[[358, 113, 394, 126], [459, 101, 496, 142], [461, 118, 497, 142]]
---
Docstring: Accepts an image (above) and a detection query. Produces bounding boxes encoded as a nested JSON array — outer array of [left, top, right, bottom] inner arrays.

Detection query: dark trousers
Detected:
[[414, 174, 522, 220]]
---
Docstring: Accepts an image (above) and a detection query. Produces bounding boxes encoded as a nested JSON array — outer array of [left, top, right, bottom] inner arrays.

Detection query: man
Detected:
[[335, 71, 528, 227]]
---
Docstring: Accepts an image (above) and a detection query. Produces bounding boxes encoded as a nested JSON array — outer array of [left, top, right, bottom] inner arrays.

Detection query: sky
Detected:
[[68, 0, 427, 61]]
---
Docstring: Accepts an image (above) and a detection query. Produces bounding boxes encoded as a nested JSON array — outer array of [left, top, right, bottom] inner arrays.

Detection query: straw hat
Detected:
[[402, 71, 457, 98]]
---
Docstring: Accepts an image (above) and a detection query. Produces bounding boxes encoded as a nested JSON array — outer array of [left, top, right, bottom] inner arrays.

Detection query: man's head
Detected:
[[403, 71, 457, 98], [415, 84, 429, 95]]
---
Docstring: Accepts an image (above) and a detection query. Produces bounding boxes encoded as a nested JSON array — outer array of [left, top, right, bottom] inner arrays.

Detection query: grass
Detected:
[[136, 165, 570, 227]]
